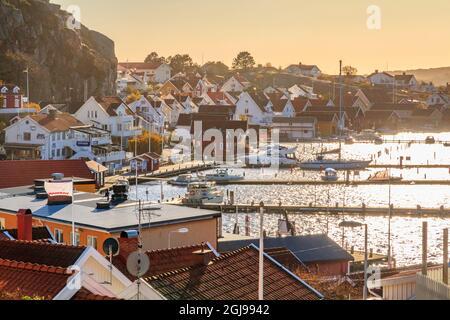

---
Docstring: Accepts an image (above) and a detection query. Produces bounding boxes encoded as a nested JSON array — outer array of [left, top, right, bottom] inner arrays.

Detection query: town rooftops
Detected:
[[0, 239, 85, 267], [94, 96, 134, 116], [218, 235, 354, 264], [298, 112, 339, 122], [0, 192, 221, 233], [145, 244, 323, 300], [287, 64, 320, 72], [272, 116, 317, 124], [0, 160, 94, 189], [198, 104, 236, 115], [0, 226, 55, 242], [28, 112, 84, 132]]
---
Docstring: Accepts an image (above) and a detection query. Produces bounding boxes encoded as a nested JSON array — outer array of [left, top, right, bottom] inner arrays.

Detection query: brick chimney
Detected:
[[192, 243, 214, 266], [17, 209, 33, 241]]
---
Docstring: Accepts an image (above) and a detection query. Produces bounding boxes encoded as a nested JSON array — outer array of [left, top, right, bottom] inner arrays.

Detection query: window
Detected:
[[117, 123, 122, 131], [87, 235, 98, 249], [55, 229, 64, 243], [37, 134, 45, 140], [56, 149, 61, 157], [70, 232, 81, 246], [95, 111, 98, 118], [23, 132, 31, 141], [0, 218, 5, 230]]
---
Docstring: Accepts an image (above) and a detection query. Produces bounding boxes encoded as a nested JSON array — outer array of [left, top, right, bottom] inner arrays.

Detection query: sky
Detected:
[[52, 0, 450, 74]]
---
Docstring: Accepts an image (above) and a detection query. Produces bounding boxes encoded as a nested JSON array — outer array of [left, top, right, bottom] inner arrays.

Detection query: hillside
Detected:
[[0, 0, 117, 103], [391, 67, 450, 86]]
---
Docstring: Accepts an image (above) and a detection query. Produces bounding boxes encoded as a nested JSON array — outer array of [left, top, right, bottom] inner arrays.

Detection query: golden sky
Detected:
[[52, 0, 450, 74]]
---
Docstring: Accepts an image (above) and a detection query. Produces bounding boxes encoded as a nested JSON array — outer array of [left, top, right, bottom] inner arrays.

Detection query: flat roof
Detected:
[[0, 191, 221, 233]]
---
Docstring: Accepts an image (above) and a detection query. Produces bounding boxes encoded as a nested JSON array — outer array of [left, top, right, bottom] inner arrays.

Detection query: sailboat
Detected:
[[299, 61, 372, 171]]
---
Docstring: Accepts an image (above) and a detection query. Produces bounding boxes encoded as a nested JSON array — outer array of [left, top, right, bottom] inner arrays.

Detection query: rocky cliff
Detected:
[[0, 0, 117, 103]]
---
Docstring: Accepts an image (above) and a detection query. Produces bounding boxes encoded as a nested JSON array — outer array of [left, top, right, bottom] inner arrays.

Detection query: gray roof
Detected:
[[218, 234, 354, 264], [0, 192, 221, 233]]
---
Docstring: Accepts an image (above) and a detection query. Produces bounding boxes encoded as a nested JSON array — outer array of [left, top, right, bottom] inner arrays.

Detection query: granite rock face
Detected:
[[0, 0, 117, 103]]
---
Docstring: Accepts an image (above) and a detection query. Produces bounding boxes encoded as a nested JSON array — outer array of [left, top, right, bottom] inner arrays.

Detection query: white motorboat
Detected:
[[245, 145, 298, 168], [168, 174, 199, 186], [205, 169, 244, 182], [321, 168, 339, 181], [300, 155, 372, 171], [182, 181, 224, 205]]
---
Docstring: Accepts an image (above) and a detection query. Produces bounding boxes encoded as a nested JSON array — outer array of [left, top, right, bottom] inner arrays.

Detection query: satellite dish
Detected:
[[126, 251, 150, 278], [103, 237, 120, 257]]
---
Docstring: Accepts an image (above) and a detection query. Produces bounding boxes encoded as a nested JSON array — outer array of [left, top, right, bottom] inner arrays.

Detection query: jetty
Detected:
[[178, 203, 450, 218], [208, 179, 450, 186]]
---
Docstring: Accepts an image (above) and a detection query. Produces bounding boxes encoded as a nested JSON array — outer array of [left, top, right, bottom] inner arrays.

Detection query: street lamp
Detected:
[[168, 227, 189, 249], [339, 220, 368, 300]]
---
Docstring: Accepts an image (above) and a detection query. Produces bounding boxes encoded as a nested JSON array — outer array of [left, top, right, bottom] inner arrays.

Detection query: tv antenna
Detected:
[[102, 237, 120, 285]]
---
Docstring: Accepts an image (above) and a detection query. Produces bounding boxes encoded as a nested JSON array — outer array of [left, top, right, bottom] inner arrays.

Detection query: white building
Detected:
[[128, 96, 165, 133], [3, 108, 128, 166], [271, 117, 317, 140], [234, 92, 270, 125], [118, 62, 172, 84], [367, 70, 395, 86], [220, 75, 251, 93], [427, 93, 450, 107], [74, 96, 142, 147], [284, 64, 322, 78]]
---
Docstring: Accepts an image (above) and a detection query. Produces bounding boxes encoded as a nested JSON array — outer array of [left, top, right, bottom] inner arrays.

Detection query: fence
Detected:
[[416, 268, 450, 300]]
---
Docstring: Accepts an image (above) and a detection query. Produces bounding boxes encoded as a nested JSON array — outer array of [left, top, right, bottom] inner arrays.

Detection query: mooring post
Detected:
[[422, 221, 428, 276]]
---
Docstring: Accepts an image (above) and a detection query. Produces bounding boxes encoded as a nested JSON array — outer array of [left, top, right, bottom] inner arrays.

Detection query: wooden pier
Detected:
[[179, 203, 450, 218], [211, 179, 450, 186]]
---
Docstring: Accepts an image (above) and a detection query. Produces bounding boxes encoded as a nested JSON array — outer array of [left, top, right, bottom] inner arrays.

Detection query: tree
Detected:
[[342, 65, 358, 76], [232, 51, 255, 71], [167, 54, 194, 74], [127, 131, 163, 155], [144, 52, 166, 65], [201, 61, 229, 76]]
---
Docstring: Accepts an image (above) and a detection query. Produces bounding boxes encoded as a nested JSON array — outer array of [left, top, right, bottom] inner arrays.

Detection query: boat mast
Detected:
[[339, 60, 343, 161]]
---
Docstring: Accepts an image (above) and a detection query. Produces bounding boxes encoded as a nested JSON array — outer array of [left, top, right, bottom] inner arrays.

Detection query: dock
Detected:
[[211, 179, 450, 186], [178, 203, 450, 218]]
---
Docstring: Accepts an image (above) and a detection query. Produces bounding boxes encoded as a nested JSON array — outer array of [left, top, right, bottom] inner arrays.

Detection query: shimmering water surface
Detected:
[[130, 132, 450, 267]]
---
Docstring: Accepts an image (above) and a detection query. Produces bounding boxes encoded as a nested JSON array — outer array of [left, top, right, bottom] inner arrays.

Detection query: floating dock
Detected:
[[209, 179, 450, 186]]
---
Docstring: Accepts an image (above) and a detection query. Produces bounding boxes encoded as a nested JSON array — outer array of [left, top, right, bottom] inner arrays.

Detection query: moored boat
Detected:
[[182, 181, 224, 205]]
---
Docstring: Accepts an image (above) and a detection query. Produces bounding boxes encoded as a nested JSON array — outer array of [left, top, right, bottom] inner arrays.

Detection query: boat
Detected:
[[321, 168, 339, 181], [300, 155, 372, 171], [344, 137, 355, 145], [444, 143, 450, 147], [205, 169, 244, 182], [245, 145, 299, 168], [425, 136, 436, 144], [168, 174, 199, 186], [299, 61, 372, 171], [182, 181, 224, 205], [368, 170, 402, 182], [374, 137, 384, 145], [354, 129, 381, 141]]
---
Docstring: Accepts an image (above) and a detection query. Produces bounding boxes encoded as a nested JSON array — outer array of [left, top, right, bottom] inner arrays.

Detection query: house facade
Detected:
[[220, 75, 251, 93], [118, 62, 171, 84], [234, 92, 269, 125], [367, 71, 395, 86], [74, 96, 142, 147]]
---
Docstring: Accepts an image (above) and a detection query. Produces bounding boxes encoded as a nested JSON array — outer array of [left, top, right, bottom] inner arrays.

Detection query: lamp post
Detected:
[[339, 220, 368, 300], [168, 227, 189, 249]]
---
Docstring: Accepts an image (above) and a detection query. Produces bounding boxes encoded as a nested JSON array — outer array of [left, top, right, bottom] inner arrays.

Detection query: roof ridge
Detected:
[[146, 243, 205, 254], [0, 258, 72, 275], [0, 239, 86, 251]]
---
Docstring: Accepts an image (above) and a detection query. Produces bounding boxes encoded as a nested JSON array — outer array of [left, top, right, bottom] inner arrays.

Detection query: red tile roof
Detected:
[[0, 258, 71, 300], [0, 240, 85, 268], [29, 113, 84, 132], [95, 96, 134, 116], [113, 239, 213, 281], [146, 246, 322, 300], [0, 160, 94, 189]]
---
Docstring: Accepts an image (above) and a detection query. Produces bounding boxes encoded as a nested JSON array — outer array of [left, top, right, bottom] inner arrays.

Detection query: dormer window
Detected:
[[1, 87, 7, 94]]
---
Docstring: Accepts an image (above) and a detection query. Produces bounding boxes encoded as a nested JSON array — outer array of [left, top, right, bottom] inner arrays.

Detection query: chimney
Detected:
[[403, 72, 406, 75], [375, 69, 379, 74], [17, 209, 33, 241], [192, 243, 213, 266], [48, 108, 57, 119]]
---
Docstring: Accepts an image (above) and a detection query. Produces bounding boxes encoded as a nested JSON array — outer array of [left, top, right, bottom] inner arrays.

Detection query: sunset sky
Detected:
[[52, 0, 450, 74]]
